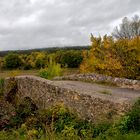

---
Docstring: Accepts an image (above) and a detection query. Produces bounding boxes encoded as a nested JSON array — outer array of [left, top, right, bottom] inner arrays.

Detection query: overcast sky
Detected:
[[0, 0, 139, 51]]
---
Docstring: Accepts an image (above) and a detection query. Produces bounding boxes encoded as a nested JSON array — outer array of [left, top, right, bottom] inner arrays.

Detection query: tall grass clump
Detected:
[[39, 58, 62, 79]]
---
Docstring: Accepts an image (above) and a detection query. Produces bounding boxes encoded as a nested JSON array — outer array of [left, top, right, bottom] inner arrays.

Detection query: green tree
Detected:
[[55, 50, 83, 68], [4, 53, 23, 69]]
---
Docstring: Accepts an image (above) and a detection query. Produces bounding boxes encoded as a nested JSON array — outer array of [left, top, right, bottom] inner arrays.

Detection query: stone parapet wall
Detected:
[[4, 76, 132, 122], [54, 73, 140, 90]]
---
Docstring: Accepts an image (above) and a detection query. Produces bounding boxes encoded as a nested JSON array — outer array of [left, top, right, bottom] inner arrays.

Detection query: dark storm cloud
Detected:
[[0, 0, 139, 50]]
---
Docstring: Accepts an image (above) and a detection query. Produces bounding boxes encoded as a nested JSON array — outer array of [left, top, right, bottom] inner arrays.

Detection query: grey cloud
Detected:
[[0, 0, 139, 51]]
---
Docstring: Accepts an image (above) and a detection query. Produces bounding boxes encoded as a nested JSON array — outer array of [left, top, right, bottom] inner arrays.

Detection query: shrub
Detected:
[[37, 104, 78, 132], [8, 97, 38, 128], [35, 59, 46, 69], [39, 59, 62, 79], [118, 98, 140, 133], [61, 126, 80, 140], [39, 68, 49, 79], [4, 53, 23, 69]]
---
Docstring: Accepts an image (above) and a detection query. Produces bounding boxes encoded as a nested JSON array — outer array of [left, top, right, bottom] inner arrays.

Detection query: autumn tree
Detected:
[[20, 52, 48, 69], [114, 37, 140, 79], [80, 35, 123, 77], [80, 34, 140, 79], [34, 52, 47, 69]]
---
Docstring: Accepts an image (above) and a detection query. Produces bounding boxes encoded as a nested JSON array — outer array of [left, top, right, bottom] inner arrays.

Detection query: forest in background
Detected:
[[0, 46, 89, 57]]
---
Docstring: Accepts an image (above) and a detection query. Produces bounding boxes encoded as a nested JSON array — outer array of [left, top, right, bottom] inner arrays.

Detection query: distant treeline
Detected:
[[0, 46, 87, 70], [0, 46, 89, 57]]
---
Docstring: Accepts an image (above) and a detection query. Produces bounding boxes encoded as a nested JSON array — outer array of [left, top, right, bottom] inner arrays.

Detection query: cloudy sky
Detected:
[[0, 0, 140, 51]]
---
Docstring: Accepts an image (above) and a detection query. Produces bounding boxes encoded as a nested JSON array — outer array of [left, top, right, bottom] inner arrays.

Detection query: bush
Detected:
[[37, 104, 78, 132], [118, 98, 140, 133], [8, 97, 38, 128], [39, 59, 62, 79], [35, 59, 46, 69], [4, 53, 23, 70]]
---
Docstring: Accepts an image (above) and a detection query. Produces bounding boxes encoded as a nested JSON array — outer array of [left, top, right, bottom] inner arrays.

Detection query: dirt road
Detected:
[[54, 80, 140, 103]]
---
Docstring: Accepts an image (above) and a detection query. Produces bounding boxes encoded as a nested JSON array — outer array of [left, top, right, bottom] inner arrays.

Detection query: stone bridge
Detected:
[[4, 75, 140, 122]]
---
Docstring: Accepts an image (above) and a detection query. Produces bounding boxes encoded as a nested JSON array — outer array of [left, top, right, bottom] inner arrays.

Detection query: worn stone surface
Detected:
[[4, 76, 139, 122], [54, 73, 140, 90]]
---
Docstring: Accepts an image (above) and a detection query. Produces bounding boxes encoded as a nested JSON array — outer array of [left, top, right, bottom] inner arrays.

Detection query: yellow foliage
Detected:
[[80, 35, 140, 79]]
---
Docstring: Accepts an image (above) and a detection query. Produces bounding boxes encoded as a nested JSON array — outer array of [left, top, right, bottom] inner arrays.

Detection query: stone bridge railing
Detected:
[[54, 73, 140, 90], [4, 76, 132, 122]]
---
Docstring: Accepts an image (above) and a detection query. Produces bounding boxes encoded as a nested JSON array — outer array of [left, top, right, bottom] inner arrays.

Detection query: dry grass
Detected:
[[0, 70, 39, 78], [0, 68, 79, 79], [62, 68, 80, 76]]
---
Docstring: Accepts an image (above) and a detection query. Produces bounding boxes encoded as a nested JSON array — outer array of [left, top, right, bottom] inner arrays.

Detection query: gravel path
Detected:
[[54, 80, 140, 103]]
